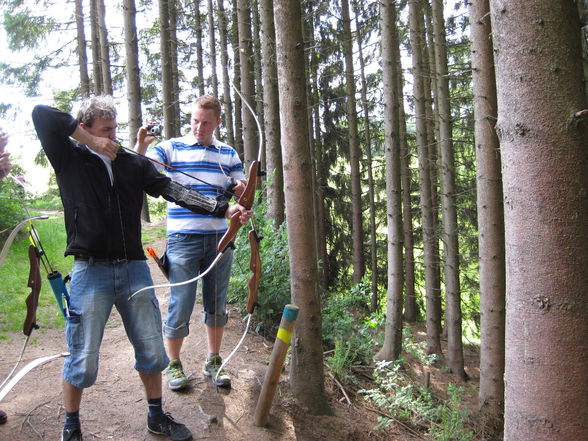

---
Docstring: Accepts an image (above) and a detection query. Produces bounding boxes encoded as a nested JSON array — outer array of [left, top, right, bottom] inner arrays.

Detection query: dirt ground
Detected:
[[0, 222, 405, 441]]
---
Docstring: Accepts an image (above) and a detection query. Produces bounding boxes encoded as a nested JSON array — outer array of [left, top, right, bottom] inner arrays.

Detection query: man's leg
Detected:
[[206, 325, 224, 355], [165, 337, 185, 361], [61, 260, 114, 441], [163, 234, 205, 390], [118, 261, 192, 441], [202, 237, 232, 387], [139, 372, 162, 400], [63, 380, 83, 412], [140, 372, 192, 441]]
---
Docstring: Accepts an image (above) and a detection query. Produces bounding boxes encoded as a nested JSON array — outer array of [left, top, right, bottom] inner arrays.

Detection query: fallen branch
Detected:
[[361, 402, 427, 441], [327, 371, 352, 406]]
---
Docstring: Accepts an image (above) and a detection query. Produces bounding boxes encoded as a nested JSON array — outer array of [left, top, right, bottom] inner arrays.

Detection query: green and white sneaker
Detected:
[[166, 359, 188, 391], [203, 354, 231, 388]]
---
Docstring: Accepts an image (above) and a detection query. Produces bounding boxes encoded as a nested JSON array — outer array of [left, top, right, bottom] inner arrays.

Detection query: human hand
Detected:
[[232, 180, 247, 197], [88, 135, 120, 160], [226, 204, 253, 225], [0, 128, 8, 152], [0, 152, 12, 179], [135, 122, 160, 154]]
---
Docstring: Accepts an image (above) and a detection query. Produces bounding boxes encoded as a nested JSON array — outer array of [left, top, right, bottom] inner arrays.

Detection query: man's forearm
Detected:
[[160, 180, 228, 218]]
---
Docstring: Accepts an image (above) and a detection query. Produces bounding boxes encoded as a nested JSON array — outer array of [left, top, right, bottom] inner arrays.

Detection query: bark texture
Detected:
[[408, 0, 442, 356], [375, 0, 404, 361], [491, 1, 588, 440], [260, 0, 285, 226], [431, 0, 465, 379], [341, 0, 365, 285], [470, 0, 505, 426], [74, 0, 90, 98], [273, 0, 331, 415], [237, 0, 259, 166]]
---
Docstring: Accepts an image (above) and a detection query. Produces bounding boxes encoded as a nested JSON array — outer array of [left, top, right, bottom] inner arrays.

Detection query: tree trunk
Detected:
[[273, 0, 331, 415], [420, 4, 442, 334], [577, 2, 588, 102], [123, 0, 149, 223], [208, 0, 219, 98], [470, 0, 504, 428], [90, 0, 103, 94], [237, 0, 258, 166], [341, 0, 365, 285], [74, 0, 90, 98], [159, 0, 174, 138], [431, 0, 465, 379], [355, 10, 378, 312], [375, 0, 404, 362], [490, 1, 588, 440], [251, 0, 265, 156], [231, 0, 243, 157], [305, 7, 329, 290], [194, 0, 206, 97], [97, 0, 113, 95], [395, 29, 417, 322], [408, 0, 441, 356], [169, 0, 180, 135], [216, 0, 235, 147], [260, 0, 285, 226]]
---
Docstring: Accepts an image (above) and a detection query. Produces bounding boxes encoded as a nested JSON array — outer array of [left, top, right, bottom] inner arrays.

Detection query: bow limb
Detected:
[[0, 244, 43, 392], [246, 229, 261, 314], [0, 352, 69, 402], [217, 160, 261, 252], [23, 245, 42, 336], [0, 215, 48, 267]]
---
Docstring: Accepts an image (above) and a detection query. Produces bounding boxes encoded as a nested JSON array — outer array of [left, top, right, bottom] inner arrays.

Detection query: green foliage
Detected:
[[0, 168, 27, 230], [402, 327, 439, 366], [360, 360, 473, 440], [326, 337, 359, 381], [322, 282, 381, 368], [429, 384, 475, 441], [0, 215, 70, 340], [147, 196, 168, 218], [360, 359, 438, 428], [228, 191, 291, 337], [2, 9, 55, 50]]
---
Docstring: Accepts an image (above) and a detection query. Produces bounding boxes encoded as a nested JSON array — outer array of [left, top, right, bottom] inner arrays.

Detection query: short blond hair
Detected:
[[192, 95, 222, 118]]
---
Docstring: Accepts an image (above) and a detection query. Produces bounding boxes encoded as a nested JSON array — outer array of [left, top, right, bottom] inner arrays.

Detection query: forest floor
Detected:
[[0, 218, 482, 441]]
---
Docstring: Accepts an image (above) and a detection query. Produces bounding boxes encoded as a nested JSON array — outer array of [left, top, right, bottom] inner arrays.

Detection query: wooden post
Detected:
[[254, 304, 299, 427]]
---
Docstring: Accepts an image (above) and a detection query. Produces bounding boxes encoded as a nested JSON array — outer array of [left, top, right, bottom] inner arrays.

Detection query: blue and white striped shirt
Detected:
[[147, 133, 245, 235]]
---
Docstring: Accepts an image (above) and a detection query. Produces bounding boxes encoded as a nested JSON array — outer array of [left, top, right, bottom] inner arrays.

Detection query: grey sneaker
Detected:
[[203, 354, 231, 388], [166, 359, 188, 391]]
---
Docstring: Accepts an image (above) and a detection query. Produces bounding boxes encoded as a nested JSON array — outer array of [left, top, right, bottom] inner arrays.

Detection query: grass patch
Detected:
[[0, 214, 71, 340]]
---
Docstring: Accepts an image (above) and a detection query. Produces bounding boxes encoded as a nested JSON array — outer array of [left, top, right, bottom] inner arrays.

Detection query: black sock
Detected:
[[64, 410, 80, 430], [147, 397, 165, 422]]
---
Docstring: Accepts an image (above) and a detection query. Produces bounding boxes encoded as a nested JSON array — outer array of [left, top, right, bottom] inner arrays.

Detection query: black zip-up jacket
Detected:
[[32, 105, 228, 260]]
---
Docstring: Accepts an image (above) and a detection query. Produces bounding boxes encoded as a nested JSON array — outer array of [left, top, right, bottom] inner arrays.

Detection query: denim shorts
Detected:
[[62, 259, 169, 388], [163, 233, 233, 339]]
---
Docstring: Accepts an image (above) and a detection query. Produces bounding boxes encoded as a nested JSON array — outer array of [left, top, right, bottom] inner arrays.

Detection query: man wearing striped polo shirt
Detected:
[[136, 95, 250, 390]]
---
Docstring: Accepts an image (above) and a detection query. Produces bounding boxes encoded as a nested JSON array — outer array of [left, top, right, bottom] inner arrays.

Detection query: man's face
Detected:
[[191, 106, 221, 145], [82, 117, 117, 140]]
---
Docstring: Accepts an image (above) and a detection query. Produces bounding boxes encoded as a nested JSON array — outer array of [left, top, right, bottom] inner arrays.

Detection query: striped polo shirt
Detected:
[[147, 133, 245, 235]]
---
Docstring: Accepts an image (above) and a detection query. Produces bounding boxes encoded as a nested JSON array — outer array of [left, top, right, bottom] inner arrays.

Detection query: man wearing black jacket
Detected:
[[32, 96, 250, 441]]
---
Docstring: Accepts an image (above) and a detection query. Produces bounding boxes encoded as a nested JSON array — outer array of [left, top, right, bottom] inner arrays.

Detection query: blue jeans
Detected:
[[164, 233, 233, 339], [63, 259, 169, 388]]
